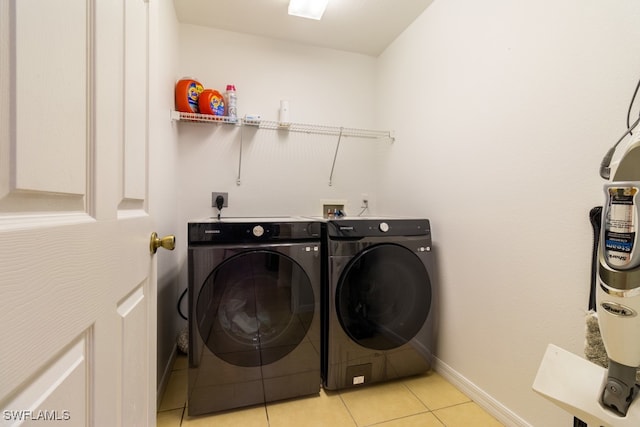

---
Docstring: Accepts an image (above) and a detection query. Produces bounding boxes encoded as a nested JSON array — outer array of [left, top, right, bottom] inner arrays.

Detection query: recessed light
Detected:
[[288, 0, 329, 20]]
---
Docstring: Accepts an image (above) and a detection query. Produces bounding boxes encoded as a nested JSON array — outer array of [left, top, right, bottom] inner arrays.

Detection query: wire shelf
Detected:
[[171, 110, 239, 124], [171, 111, 393, 141], [244, 119, 393, 140], [171, 110, 394, 186]]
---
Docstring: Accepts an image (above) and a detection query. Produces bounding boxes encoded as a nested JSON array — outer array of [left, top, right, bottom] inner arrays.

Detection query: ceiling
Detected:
[[173, 0, 434, 57]]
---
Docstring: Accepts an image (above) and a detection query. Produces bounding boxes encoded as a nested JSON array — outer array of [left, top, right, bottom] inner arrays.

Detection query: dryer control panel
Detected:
[[326, 218, 431, 239], [188, 219, 321, 245]]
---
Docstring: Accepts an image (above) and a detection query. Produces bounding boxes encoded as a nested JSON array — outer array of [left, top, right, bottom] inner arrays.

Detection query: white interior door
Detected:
[[0, 0, 158, 426]]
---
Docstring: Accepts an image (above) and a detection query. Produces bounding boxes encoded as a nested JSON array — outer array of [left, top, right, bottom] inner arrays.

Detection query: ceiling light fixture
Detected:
[[288, 0, 329, 20]]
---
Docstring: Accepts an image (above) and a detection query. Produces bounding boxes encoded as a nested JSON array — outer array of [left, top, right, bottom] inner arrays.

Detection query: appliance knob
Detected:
[[379, 222, 389, 232], [253, 225, 265, 237]]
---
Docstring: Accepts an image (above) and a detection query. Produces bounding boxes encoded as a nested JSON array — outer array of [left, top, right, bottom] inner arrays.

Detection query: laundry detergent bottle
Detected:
[[198, 89, 225, 116], [175, 77, 204, 113]]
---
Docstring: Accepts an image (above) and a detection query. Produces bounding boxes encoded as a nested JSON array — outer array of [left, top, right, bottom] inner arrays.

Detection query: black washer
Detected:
[[188, 217, 321, 415], [322, 217, 435, 390]]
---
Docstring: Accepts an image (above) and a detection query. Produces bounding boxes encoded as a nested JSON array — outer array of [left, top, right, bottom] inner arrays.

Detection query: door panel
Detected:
[[1, 0, 87, 210], [118, 284, 149, 427], [2, 335, 89, 426], [123, 0, 147, 204], [336, 244, 431, 350], [195, 250, 315, 367], [14, 0, 87, 196]]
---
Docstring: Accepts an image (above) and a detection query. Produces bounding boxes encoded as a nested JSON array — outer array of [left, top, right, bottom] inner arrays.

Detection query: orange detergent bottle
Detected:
[[198, 89, 225, 116], [175, 78, 204, 113]]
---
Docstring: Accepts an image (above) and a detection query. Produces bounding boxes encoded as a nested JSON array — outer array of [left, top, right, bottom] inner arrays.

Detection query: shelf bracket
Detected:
[[237, 125, 243, 185], [328, 127, 344, 186]]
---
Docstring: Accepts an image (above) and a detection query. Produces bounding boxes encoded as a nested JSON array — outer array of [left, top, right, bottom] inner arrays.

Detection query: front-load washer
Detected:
[[187, 217, 321, 415], [322, 217, 434, 390]]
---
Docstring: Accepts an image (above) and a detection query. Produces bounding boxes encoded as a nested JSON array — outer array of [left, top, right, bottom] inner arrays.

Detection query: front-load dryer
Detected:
[[187, 217, 321, 415], [322, 217, 434, 390]]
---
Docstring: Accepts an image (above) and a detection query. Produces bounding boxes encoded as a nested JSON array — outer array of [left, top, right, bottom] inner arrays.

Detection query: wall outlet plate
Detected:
[[211, 192, 228, 208], [361, 193, 369, 208], [321, 199, 347, 217], [323, 204, 344, 218]]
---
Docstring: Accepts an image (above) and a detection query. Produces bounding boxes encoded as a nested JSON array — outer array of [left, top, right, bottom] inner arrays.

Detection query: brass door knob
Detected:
[[150, 232, 176, 254]]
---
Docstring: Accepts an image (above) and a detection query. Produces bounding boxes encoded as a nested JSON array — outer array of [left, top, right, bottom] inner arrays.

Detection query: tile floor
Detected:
[[157, 354, 504, 427]]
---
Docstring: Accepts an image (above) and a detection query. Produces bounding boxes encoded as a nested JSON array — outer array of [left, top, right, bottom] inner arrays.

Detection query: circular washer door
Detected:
[[196, 249, 315, 367], [336, 243, 431, 350]]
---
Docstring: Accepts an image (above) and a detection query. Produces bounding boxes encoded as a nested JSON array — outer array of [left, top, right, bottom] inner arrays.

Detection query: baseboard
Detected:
[[432, 357, 532, 427], [156, 345, 177, 410]]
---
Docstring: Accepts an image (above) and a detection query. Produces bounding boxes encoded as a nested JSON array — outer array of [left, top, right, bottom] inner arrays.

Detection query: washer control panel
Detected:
[[327, 218, 431, 239], [188, 220, 321, 244]]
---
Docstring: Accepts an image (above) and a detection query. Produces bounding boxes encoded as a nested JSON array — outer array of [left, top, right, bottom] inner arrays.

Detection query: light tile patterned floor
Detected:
[[157, 354, 504, 427]]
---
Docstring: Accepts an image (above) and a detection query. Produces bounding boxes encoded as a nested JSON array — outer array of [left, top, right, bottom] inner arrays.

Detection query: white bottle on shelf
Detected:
[[279, 100, 290, 127], [225, 84, 237, 122]]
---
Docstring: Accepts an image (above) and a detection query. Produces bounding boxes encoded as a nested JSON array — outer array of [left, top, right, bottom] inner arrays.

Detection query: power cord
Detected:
[[627, 77, 640, 134], [600, 116, 640, 179], [599, 75, 640, 179], [178, 288, 188, 320], [216, 195, 224, 220]]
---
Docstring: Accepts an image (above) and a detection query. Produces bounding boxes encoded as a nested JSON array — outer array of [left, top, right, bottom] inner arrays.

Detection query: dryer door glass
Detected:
[[196, 249, 315, 367], [336, 243, 431, 350]]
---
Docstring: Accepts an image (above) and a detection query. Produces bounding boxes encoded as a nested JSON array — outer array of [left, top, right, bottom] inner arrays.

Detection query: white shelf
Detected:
[[243, 119, 393, 140], [171, 110, 394, 186], [170, 110, 239, 125], [171, 111, 394, 141]]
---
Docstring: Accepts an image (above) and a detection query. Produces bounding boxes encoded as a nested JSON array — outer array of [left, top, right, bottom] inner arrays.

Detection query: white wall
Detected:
[[170, 2, 640, 424], [173, 24, 389, 327], [376, 0, 640, 425], [149, 0, 180, 396]]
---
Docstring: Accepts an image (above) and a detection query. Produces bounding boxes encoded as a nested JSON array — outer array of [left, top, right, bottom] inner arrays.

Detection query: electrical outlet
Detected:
[[211, 192, 228, 208], [361, 193, 369, 209]]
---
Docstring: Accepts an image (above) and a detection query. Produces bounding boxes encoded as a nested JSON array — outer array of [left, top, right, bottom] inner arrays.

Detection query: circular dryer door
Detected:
[[336, 243, 431, 350], [196, 249, 315, 367]]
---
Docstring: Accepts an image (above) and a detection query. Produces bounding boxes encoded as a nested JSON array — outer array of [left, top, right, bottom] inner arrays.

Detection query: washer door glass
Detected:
[[196, 250, 315, 367], [336, 243, 431, 350]]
